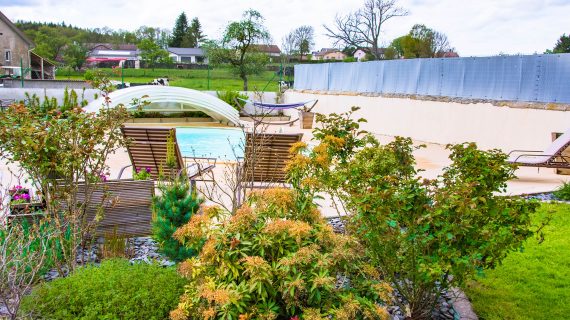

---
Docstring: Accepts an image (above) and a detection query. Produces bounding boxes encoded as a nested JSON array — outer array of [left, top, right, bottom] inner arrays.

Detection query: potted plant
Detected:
[[299, 106, 315, 129]]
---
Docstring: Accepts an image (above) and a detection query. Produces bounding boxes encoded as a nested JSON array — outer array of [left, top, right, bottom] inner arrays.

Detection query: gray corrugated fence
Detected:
[[294, 54, 570, 103]]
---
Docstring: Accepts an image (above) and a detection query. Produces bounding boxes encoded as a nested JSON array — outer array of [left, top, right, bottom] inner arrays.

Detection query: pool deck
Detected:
[[1, 121, 568, 218]]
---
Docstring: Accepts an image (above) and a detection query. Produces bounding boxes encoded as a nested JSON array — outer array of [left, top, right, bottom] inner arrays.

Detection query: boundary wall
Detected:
[[283, 90, 570, 152], [294, 54, 570, 104]]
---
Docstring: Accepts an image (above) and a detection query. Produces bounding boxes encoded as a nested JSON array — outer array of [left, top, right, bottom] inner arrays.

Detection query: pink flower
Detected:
[[145, 167, 151, 173], [290, 317, 299, 320]]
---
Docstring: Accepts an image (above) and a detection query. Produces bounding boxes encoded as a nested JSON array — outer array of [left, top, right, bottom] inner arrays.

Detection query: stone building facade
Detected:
[[0, 11, 34, 78]]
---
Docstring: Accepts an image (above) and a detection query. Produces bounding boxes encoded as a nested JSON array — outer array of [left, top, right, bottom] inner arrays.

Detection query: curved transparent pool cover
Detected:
[[176, 127, 244, 160]]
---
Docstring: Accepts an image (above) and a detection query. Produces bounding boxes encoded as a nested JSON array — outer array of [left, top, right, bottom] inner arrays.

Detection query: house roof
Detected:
[[0, 11, 34, 47], [167, 47, 205, 56], [314, 48, 342, 57], [251, 44, 281, 54], [86, 43, 138, 51], [30, 51, 56, 67]]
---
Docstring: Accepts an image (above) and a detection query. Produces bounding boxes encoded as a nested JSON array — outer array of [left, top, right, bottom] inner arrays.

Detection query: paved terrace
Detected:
[[1, 121, 568, 218]]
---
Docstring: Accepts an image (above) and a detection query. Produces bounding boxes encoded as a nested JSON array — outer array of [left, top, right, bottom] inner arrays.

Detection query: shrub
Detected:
[[170, 188, 391, 319], [216, 90, 248, 111], [288, 108, 541, 320], [553, 181, 570, 200], [1, 218, 59, 320], [152, 178, 203, 262], [20, 259, 185, 319]]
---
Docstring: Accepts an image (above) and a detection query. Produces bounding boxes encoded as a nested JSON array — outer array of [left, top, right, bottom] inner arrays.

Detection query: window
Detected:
[[5, 50, 11, 62]]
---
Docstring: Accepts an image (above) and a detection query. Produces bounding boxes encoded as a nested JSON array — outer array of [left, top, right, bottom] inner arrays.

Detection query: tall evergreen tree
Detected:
[[188, 17, 205, 47], [169, 12, 189, 47]]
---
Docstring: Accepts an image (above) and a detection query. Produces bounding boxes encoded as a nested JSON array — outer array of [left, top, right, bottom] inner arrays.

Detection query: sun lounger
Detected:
[[508, 128, 570, 168], [120, 126, 216, 183], [239, 132, 303, 190]]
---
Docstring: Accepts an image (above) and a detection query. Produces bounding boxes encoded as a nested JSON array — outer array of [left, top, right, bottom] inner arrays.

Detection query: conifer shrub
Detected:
[[152, 177, 203, 262], [20, 259, 185, 319], [170, 188, 391, 320]]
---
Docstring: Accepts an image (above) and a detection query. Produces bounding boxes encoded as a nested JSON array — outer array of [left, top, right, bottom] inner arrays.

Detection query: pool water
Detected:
[[176, 127, 245, 160]]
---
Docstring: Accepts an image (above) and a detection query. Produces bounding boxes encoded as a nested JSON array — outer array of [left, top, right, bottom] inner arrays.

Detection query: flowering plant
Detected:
[[10, 186, 32, 204], [133, 167, 152, 180], [11, 193, 31, 204], [170, 188, 391, 320]]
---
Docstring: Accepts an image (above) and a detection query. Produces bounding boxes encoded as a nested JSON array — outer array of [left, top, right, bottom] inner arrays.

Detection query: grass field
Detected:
[[56, 67, 281, 91], [464, 203, 570, 320]]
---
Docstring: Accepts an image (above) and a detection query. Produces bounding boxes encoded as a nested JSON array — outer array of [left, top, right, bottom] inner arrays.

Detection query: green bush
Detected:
[[216, 90, 248, 111], [553, 181, 570, 200], [152, 178, 203, 262], [20, 259, 185, 320], [171, 188, 391, 319], [290, 108, 540, 319]]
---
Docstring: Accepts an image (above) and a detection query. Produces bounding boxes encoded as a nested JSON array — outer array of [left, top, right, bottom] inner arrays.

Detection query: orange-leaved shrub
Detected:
[[170, 188, 391, 320]]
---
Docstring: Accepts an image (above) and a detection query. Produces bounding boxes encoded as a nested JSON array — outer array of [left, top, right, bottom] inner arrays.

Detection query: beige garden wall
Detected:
[[283, 91, 570, 152]]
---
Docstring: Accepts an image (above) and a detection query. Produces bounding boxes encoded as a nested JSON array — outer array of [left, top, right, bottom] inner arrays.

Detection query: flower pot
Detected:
[[300, 111, 314, 129]]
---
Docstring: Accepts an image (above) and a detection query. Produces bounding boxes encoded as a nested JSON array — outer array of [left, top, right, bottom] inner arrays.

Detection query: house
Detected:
[[86, 43, 140, 68], [353, 48, 386, 61], [251, 44, 281, 57], [167, 47, 207, 64], [440, 50, 459, 58], [250, 44, 281, 62], [312, 48, 346, 61], [0, 10, 55, 79], [354, 49, 367, 61]]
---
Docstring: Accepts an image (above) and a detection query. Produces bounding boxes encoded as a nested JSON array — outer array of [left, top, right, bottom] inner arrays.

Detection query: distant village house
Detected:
[[167, 47, 207, 64], [0, 10, 55, 79]]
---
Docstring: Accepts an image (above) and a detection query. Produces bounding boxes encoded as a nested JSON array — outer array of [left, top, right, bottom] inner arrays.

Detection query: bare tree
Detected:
[[431, 30, 453, 57], [281, 32, 296, 63], [293, 26, 315, 61], [324, 0, 408, 60]]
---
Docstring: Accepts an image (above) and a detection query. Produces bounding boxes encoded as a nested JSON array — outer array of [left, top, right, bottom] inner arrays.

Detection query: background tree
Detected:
[[546, 34, 570, 53], [206, 9, 270, 91], [169, 12, 189, 47], [387, 24, 454, 59], [31, 26, 69, 61], [324, 0, 408, 60], [293, 25, 315, 61], [139, 38, 171, 70], [188, 17, 206, 47], [281, 32, 296, 63], [63, 42, 87, 70]]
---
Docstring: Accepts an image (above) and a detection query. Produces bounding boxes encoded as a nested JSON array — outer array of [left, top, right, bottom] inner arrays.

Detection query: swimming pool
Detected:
[[176, 127, 245, 160]]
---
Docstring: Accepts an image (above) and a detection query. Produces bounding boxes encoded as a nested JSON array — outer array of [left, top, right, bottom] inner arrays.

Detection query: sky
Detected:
[[1, 0, 569, 56]]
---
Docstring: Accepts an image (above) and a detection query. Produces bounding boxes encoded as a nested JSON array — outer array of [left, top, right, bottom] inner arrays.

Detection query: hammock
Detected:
[[239, 99, 318, 126]]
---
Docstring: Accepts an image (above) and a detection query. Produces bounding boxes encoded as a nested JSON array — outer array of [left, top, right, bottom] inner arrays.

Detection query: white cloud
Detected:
[[2, 0, 568, 56]]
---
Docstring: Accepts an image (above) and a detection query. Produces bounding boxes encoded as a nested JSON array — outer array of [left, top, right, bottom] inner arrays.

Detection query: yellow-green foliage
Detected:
[[171, 188, 391, 320]]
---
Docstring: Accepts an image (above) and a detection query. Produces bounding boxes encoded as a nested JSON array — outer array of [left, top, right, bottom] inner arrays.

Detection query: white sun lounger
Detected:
[[508, 128, 570, 168]]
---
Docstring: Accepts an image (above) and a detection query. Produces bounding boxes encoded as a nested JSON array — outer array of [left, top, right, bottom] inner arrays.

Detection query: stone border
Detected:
[[290, 90, 570, 111]]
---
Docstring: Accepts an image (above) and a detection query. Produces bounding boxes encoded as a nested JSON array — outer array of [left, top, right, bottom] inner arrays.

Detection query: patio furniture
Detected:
[[8, 179, 155, 237], [238, 132, 303, 197], [120, 126, 216, 184], [508, 128, 570, 168]]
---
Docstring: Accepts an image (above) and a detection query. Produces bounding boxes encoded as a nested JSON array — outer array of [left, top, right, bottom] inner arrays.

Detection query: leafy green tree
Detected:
[[63, 42, 87, 70], [170, 12, 189, 47], [206, 9, 270, 91], [31, 26, 69, 61], [389, 24, 454, 59], [138, 38, 171, 70], [152, 178, 203, 262], [550, 34, 570, 53]]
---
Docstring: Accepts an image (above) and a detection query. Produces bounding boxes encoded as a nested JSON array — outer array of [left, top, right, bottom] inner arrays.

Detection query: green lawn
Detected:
[[56, 67, 280, 91], [464, 203, 570, 320]]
